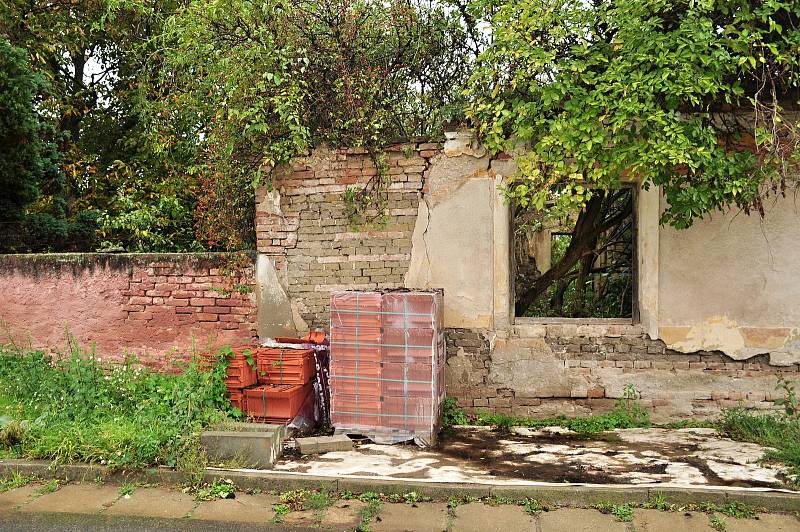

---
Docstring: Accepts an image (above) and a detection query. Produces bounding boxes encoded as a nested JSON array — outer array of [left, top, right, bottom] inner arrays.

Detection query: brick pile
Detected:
[[329, 290, 445, 446]]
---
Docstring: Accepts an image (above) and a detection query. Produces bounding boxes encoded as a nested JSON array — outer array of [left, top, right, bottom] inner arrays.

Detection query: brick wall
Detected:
[[255, 143, 440, 327], [0, 253, 257, 367], [445, 325, 800, 421]]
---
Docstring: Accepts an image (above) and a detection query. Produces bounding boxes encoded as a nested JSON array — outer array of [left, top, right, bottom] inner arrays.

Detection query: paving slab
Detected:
[[0, 484, 40, 511], [321, 499, 365, 528], [19, 483, 119, 514], [633, 509, 715, 531], [539, 508, 627, 532], [726, 513, 800, 531], [297, 434, 354, 455], [190, 493, 277, 523], [453, 503, 536, 532], [371, 502, 449, 532], [104, 487, 196, 519], [280, 508, 319, 527]]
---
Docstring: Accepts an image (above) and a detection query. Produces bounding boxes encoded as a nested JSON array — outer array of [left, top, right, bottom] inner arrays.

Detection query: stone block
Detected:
[[296, 434, 353, 455], [201, 427, 285, 469]]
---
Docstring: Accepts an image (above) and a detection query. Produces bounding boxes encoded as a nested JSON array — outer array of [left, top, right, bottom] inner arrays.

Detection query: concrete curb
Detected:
[[2, 459, 799, 513]]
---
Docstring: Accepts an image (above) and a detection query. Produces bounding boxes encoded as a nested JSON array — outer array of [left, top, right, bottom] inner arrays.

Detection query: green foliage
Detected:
[[193, 478, 236, 501], [0, 471, 34, 493], [774, 378, 799, 418], [717, 407, 800, 483], [441, 397, 469, 427], [467, 0, 800, 229], [0, 37, 59, 252], [475, 384, 650, 432], [595, 503, 634, 522], [0, 343, 233, 471], [357, 498, 382, 532], [709, 514, 727, 531]]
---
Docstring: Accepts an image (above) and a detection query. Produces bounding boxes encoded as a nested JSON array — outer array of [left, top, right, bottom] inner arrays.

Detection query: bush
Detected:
[[0, 344, 233, 470]]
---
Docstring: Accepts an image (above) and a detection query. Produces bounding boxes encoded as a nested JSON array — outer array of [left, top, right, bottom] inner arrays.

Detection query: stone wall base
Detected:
[[445, 326, 800, 422]]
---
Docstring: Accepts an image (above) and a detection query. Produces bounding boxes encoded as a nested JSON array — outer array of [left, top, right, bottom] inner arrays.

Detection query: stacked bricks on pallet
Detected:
[[329, 290, 445, 446]]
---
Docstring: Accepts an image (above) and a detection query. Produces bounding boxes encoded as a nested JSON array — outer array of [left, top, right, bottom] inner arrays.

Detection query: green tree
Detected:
[[0, 37, 59, 252], [466, 0, 800, 314]]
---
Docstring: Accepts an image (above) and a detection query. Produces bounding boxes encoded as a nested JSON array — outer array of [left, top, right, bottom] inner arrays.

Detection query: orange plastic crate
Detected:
[[256, 348, 315, 385], [244, 383, 311, 420]]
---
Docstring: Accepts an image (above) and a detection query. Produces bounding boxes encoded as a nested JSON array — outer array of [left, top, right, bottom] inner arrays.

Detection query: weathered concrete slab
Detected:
[[201, 429, 283, 468], [190, 493, 277, 523], [104, 487, 196, 519], [726, 513, 800, 531], [297, 434, 353, 455], [19, 483, 119, 514], [634, 509, 715, 531], [453, 503, 535, 532], [0, 484, 40, 511], [322, 499, 365, 528], [371, 502, 449, 532], [274, 427, 791, 489], [539, 509, 627, 532]]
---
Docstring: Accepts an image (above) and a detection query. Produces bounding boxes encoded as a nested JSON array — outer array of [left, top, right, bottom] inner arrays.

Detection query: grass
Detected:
[[709, 514, 727, 531], [192, 478, 236, 501], [595, 503, 634, 522], [447, 384, 651, 433], [357, 499, 381, 532], [0, 342, 236, 475], [0, 471, 34, 492], [717, 407, 800, 484]]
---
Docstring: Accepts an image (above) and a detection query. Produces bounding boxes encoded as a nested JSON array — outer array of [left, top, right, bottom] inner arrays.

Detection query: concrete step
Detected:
[[201, 423, 287, 469]]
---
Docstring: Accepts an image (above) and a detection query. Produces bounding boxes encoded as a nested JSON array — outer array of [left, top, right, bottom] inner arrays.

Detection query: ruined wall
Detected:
[[0, 253, 257, 366], [255, 144, 438, 329], [255, 134, 800, 420], [658, 195, 800, 366], [446, 324, 799, 422]]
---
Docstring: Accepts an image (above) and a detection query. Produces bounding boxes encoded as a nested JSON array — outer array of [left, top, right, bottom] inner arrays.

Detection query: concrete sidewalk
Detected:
[[1, 480, 799, 531]]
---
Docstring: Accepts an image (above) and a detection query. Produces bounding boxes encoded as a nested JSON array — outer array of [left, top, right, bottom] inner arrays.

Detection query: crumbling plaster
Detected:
[[657, 194, 800, 365], [404, 132, 514, 330]]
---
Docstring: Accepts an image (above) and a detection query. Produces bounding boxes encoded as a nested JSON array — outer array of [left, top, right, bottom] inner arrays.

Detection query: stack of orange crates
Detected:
[[242, 343, 318, 423], [329, 290, 444, 446]]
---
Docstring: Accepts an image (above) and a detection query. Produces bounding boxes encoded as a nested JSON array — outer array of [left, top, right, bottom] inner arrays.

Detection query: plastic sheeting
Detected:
[[329, 290, 445, 447]]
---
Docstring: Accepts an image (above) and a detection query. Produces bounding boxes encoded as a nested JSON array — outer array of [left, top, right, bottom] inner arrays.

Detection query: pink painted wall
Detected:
[[0, 254, 258, 367]]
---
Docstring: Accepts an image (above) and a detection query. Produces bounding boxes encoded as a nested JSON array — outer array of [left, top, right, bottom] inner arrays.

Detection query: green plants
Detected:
[[0, 342, 234, 473], [709, 514, 727, 531], [35, 479, 60, 495], [442, 397, 469, 427], [520, 497, 544, 515], [642, 493, 675, 512], [272, 503, 291, 524], [357, 498, 382, 532], [595, 503, 634, 523], [192, 478, 236, 501], [775, 379, 799, 418], [118, 484, 136, 497], [718, 407, 800, 484], [0, 471, 34, 493]]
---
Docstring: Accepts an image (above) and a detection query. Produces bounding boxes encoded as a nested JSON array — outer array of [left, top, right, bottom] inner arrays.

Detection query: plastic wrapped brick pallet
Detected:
[[329, 290, 445, 447]]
